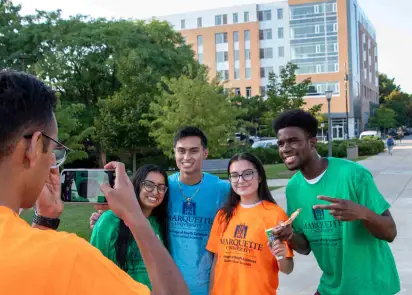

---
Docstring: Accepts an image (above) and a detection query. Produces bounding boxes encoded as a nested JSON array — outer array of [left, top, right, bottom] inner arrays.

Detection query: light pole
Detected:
[[344, 64, 349, 139], [326, 90, 333, 157]]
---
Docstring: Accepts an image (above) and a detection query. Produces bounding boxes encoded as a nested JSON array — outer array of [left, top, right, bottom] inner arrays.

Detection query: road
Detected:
[[271, 138, 412, 295]]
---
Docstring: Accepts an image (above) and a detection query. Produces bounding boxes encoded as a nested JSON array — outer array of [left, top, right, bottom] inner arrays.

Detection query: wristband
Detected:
[[33, 210, 60, 230]]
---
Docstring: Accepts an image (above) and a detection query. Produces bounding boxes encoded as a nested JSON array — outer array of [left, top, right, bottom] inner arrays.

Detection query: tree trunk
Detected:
[[100, 151, 107, 168], [133, 151, 137, 173]]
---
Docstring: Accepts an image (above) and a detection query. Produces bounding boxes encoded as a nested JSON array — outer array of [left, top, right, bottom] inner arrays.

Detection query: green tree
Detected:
[[379, 73, 401, 104], [230, 95, 267, 136], [383, 91, 411, 126], [143, 72, 237, 159], [262, 62, 312, 135], [368, 106, 396, 133], [55, 102, 95, 164]]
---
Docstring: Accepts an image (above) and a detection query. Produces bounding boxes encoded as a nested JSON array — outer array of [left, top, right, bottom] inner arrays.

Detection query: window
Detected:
[[215, 33, 228, 44], [278, 46, 285, 57], [258, 10, 271, 21], [314, 5, 320, 14], [233, 13, 238, 24], [246, 87, 252, 98], [215, 15, 222, 25], [279, 65, 285, 72], [234, 50, 240, 61], [333, 23, 338, 32], [334, 43, 338, 52], [197, 35, 203, 46], [217, 70, 229, 81], [333, 3, 337, 12], [307, 82, 340, 96], [233, 31, 239, 42], [181, 19, 186, 29], [234, 68, 240, 80], [197, 17, 202, 28], [245, 68, 251, 79], [244, 30, 250, 41], [244, 11, 249, 22], [334, 63, 339, 72], [277, 8, 283, 20], [316, 44, 321, 53], [259, 29, 272, 40], [260, 67, 273, 78], [260, 86, 266, 97], [278, 27, 284, 39], [234, 88, 241, 95], [316, 64, 322, 73], [260, 48, 273, 59], [198, 53, 203, 64], [315, 25, 320, 34], [223, 14, 228, 25], [245, 49, 251, 60], [216, 51, 229, 63]]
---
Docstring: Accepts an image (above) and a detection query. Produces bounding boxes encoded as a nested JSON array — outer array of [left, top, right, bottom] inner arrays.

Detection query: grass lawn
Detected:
[[20, 204, 95, 241]]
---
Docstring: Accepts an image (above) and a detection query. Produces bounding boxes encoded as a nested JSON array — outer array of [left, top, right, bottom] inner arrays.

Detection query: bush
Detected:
[[222, 146, 282, 165]]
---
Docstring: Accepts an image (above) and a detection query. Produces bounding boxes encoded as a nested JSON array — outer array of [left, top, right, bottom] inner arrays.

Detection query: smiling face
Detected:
[[174, 136, 208, 175], [277, 126, 317, 171], [229, 159, 260, 202], [139, 171, 167, 211]]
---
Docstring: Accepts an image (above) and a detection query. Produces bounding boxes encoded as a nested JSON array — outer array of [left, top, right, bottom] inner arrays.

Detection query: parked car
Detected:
[[228, 133, 260, 145], [359, 130, 381, 139], [251, 139, 278, 148]]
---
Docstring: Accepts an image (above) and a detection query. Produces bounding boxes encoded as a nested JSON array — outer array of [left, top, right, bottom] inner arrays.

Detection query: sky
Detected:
[[16, 0, 412, 93]]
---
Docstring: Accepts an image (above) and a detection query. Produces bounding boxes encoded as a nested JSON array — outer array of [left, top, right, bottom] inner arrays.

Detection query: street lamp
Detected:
[[325, 90, 333, 157]]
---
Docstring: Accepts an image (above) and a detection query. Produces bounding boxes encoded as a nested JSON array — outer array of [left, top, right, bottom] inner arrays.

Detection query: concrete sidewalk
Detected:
[[271, 139, 412, 295]]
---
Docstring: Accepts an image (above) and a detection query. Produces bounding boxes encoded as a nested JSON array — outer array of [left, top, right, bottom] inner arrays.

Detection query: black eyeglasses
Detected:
[[142, 180, 168, 194], [229, 169, 258, 183], [24, 133, 72, 168]]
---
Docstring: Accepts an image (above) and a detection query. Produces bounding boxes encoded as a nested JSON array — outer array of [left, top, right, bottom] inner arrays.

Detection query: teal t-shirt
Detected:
[[286, 157, 400, 295], [90, 210, 163, 290]]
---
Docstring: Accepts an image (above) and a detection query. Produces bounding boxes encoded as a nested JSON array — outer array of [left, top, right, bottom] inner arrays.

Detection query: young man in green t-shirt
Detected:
[[272, 109, 400, 295]]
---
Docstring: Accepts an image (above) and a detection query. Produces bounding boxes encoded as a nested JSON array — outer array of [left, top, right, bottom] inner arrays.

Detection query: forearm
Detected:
[[362, 209, 397, 242], [278, 258, 294, 274], [288, 232, 311, 255], [128, 215, 190, 295]]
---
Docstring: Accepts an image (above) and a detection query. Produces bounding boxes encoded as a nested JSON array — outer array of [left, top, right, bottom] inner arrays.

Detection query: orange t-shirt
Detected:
[[206, 201, 293, 295], [0, 206, 149, 295]]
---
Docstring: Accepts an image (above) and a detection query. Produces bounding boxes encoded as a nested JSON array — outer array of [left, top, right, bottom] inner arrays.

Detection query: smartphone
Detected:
[[60, 169, 115, 204]]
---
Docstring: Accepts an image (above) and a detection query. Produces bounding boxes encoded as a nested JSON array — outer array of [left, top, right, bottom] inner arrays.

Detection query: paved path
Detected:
[[270, 138, 412, 295]]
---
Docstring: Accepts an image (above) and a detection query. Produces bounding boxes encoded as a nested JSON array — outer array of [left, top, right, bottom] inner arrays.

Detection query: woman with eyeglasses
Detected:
[[90, 164, 169, 290], [206, 153, 294, 295]]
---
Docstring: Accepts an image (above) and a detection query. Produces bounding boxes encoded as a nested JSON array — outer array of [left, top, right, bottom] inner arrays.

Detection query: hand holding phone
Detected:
[[100, 162, 142, 225]]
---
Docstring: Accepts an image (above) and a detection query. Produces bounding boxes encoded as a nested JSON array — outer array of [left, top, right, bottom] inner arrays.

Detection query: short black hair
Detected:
[[173, 126, 208, 148], [273, 109, 318, 138], [0, 70, 57, 160]]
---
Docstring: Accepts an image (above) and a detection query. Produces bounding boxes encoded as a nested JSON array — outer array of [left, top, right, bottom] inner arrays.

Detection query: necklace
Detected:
[[177, 174, 203, 204]]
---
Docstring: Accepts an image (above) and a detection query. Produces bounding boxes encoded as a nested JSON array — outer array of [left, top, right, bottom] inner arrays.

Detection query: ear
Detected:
[[309, 137, 318, 150], [24, 132, 43, 169], [203, 148, 209, 160]]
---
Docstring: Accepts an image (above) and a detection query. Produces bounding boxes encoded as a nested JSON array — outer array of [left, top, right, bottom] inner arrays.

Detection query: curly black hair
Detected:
[[273, 109, 318, 138]]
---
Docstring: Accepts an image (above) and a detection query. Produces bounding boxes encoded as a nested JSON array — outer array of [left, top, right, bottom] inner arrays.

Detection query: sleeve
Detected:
[[90, 211, 118, 261], [275, 208, 294, 258], [206, 211, 223, 254], [67, 236, 150, 295], [355, 168, 390, 215], [285, 184, 303, 234]]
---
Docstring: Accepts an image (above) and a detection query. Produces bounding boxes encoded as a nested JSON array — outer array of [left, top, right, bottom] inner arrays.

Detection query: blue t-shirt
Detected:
[[168, 172, 230, 295]]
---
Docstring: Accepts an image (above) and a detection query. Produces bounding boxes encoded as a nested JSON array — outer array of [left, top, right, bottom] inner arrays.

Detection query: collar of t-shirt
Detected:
[[304, 169, 327, 184], [240, 201, 263, 208]]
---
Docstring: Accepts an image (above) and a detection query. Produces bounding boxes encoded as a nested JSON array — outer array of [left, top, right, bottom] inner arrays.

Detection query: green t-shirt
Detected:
[[90, 210, 163, 290], [286, 157, 400, 295]]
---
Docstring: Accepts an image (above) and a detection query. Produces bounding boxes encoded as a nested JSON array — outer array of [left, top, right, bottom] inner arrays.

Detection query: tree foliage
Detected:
[[143, 71, 237, 158]]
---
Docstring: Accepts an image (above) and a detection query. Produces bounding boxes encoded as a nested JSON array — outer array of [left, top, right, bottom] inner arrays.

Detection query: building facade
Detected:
[[157, 0, 379, 139]]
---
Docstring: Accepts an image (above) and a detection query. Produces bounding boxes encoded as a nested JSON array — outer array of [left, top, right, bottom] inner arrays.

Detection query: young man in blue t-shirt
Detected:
[[90, 127, 230, 295]]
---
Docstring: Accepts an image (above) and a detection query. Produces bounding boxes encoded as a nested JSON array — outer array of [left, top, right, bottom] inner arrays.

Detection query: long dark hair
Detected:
[[219, 152, 276, 233], [115, 164, 169, 271]]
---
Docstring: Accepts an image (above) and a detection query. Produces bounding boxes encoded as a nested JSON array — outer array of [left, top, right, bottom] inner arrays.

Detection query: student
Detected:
[[272, 109, 400, 295], [386, 135, 395, 156], [90, 127, 231, 295], [207, 152, 294, 295], [90, 164, 169, 289], [0, 70, 189, 295]]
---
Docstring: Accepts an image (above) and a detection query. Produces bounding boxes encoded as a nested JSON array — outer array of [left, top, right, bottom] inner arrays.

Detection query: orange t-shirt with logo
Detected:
[[206, 201, 293, 295], [0, 206, 149, 295]]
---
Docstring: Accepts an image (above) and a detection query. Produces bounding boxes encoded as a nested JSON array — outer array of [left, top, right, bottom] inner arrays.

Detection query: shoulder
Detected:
[[286, 171, 303, 189], [99, 210, 120, 223], [94, 210, 120, 231], [168, 172, 179, 183], [260, 201, 289, 222], [329, 157, 371, 177], [203, 173, 231, 190]]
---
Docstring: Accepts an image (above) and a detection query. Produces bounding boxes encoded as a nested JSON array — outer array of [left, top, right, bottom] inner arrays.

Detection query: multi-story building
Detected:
[[157, 0, 379, 139]]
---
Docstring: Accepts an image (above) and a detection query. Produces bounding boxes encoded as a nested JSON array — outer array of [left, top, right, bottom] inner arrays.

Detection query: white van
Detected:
[[359, 130, 381, 139]]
